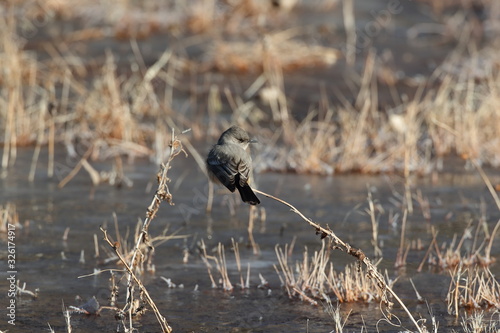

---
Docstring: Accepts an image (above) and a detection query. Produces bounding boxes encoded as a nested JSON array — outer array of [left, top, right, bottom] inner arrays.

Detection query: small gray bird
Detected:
[[206, 126, 260, 205]]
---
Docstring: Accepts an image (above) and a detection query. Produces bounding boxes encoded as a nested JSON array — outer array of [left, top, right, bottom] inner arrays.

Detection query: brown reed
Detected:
[[254, 189, 427, 333]]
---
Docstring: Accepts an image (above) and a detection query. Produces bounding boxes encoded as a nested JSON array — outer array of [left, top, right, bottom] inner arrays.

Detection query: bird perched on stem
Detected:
[[206, 126, 260, 205]]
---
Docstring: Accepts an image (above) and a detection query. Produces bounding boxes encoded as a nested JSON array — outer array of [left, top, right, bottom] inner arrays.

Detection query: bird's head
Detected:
[[218, 126, 257, 149]]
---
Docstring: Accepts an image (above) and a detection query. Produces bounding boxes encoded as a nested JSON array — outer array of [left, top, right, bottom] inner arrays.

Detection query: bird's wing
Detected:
[[207, 149, 239, 191], [237, 157, 250, 187]]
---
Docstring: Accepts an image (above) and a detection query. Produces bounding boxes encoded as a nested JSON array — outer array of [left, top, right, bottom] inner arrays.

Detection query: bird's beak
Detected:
[[250, 139, 258, 144]]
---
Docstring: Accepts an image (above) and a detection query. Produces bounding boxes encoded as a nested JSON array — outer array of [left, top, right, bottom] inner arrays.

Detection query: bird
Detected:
[[206, 126, 260, 205]]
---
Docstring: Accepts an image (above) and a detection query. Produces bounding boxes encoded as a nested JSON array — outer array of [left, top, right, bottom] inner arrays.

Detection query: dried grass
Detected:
[[323, 297, 353, 333], [3, 2, 500, 332], [77, 131, 188, 332], [453, 310, 500, 333], [274, 241, 394, 304], [0, 202, 21, 233], [200, 238, 252, 291], [414, 0, 492, 15], [447, 266, 500, 316], [418, 219, 499, 271], [1, 2, 192, 181], [256, 43, 500, 174], [3, 1, 500, 179], [0, 15, 44, 172], [211, 34, 340, 73]]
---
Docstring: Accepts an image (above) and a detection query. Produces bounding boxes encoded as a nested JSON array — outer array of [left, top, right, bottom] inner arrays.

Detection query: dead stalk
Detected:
[[253, 189, 425, 333], [99, 129, 185, 332], [248, 205, 259, 255], [57, 145, 94, 188], [367, 189, 382, 258], [100, 227, 172, 332], [395, 210, 408, 268], [342, 0, 356, 66], [232, 238, 244, 288], [472, 159, 500, 211], [63, 309, 72, 333]]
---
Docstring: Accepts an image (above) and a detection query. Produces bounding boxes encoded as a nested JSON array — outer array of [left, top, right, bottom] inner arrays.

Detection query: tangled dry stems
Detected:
[[199, 238, 253, 291], [453, 310, 500, 333], [3, 1, 500, 179], [96, 129, 186, 332], [417, 219, 499, 272], [253, 189, 428, 333], [447, 266, 500, 316], [0, 202, 21, 233], [275, 241, 394, 304]]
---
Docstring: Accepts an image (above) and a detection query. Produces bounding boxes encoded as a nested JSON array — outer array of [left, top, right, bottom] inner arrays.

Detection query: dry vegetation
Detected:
[[65, 131, 188, 332], [259, 43, 500, 175], [414, 0, 493, 15], [447, 266, 500, 316], [454, 311, 499, 333], [274, 241, 395, 304], [200, 238, 253, 291], [418, 219, 499, 271], [0, 202, 21, 233], [2, 1, 500, 332], [2, 0, 500, 179]]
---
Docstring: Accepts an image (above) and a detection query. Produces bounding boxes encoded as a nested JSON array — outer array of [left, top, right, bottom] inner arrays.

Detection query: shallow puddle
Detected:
[[0, 148, 499, 332]]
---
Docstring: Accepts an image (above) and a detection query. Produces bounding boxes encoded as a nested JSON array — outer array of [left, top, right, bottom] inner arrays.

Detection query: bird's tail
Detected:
[[236, 184, 260, 205]]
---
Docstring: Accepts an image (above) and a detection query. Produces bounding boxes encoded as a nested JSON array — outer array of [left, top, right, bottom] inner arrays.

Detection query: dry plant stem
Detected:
[[48, 113, 55, 178], [472, 160, 500, 263], [200, 240, 217, 288], [367, 190, 382, 257], [57, 145, 94, 188], [207, 181, 214, 213], [395, 210, 408, 268], [342, 0, 356, 67], [417, 228, 438, 272], [231, 238, 244, 288], [253, 189, 424, 333], [100, 228, 172, 333], [2, 85, 17, 175], [218, 243, 233, 291], [472, 160, 500, 211], [121, 129, 184, 332], [248, 205, 259, 255], [485, 219, 500, 262], [63, 306, 72, 333], [29, 101, 47, 182]]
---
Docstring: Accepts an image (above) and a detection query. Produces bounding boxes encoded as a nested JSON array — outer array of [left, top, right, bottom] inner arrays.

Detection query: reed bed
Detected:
[[258, 45, 500, 175], [454, 310, 499, 333], [447, 266, 500, 316], [211, 35, 340, 73], [274, 241, 394, 304], [2, 1, 500, 178], [418, 219, 499, 271], [200, 238, 253, 291]]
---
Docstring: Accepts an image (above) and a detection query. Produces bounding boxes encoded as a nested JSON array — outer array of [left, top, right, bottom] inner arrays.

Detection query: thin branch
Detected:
[[57, 145, 94, 188], [253, 189, 424, 333], [122, 128, 185, 330], [472, 160, 500, 211], [100, 227, 172, 333], [97, 128, 186, 332]]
